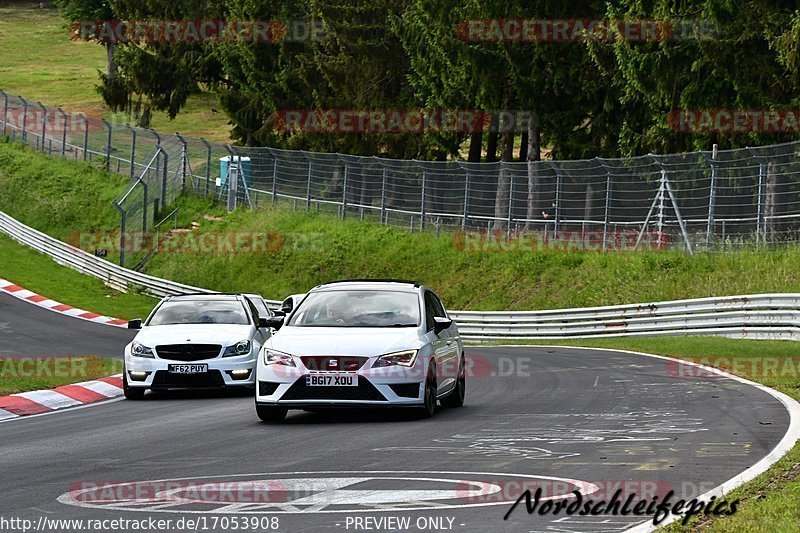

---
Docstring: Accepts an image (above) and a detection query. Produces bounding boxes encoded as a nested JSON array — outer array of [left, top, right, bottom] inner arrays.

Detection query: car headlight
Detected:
[[131, 341, 154, 358], [223, 340, 252, 357], [263, 349, 296, 367], [372, 349, 418, 368]]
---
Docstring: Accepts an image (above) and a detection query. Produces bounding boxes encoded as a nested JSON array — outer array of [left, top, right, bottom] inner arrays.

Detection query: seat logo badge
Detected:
[[329, 359, 338, 366]]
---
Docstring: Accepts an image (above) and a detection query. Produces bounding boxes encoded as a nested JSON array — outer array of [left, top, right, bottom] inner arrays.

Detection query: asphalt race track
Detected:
[[0, 293, 792, 532], [0, 292, 136, 357]]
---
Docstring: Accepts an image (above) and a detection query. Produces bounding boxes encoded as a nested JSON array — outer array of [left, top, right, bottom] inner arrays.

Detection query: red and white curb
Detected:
[[0, 278, 127, 327], [0, 375, 123, 421]]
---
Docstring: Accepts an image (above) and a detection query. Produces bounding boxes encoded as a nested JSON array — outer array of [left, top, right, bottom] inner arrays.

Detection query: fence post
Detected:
[[271, 157, 278, 204], [306, 159, 312, 210], [20, 97, 29, 144], [341, 162, 348, 218], [175, 133, 187, 189], [199, 137, 212, 196], [36, 102, 47, 152], [507, 168, 514, 237], [380, 167, 388, 224], [746, 147, 766, 246], [58, 108, 68, 158], [0, 90, 7, 137], [420, 169, 427, 230], [599, 159, 612, 250], [160, 148, 169, 208], [125, 125, 136, 180], [462, 168, 470, 230], [225, 145, 237, 212], [82, 115, 89, 161], [102, 120, 112, 171], [703, 144, 718, 251], [114, 201, 126, 267], [547, 161, 563, 237]]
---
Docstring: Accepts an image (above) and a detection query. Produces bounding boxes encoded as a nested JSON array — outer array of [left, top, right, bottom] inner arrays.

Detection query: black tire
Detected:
[[417, 362, 437, 419], [441, 355, 465, 408], [256, 404, 288, 423], [123, 371, 146, 400]]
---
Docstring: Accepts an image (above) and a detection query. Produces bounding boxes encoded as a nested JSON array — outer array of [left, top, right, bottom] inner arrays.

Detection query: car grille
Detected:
[[151, 370, 225, 389], [281, 377, 386, 401], [156, 344, 221, 361], [259, 381, 281, 396], [389, 383, 421, 398], [300, 356, 368, 372]]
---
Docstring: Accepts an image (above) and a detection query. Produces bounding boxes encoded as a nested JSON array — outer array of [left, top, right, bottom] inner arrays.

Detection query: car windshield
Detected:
[[287, 290, 420, 327], [148, 300, 250, 325]]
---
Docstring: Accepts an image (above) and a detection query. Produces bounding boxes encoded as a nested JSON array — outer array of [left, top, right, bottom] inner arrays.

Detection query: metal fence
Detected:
[[3, 89, 800, 257]]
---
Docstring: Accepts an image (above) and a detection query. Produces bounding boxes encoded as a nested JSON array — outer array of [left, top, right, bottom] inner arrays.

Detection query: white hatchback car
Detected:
[[123, 293, 272, 399], [255, 280, 465, 422]]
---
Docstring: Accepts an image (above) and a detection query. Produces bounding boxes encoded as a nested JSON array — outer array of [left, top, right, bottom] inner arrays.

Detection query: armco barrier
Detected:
[[0, 211, 277, 307], [1, 210, 798, 340]]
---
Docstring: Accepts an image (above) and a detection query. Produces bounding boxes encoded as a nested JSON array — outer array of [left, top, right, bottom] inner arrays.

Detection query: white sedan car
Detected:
[[123, 293, 272, 399], [255, 280, 465, 422]]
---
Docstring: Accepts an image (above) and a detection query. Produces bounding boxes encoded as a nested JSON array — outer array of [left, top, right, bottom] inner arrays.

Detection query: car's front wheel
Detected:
[[441, 354, 465, 408], [418, 361, 437, 419], [123, 371, 146, 400], [256, 404, 288, 423]]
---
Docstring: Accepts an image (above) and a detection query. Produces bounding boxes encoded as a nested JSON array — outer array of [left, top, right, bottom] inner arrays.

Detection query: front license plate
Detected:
[[306, 374, 358, 387], [168, 364, 208, 374]]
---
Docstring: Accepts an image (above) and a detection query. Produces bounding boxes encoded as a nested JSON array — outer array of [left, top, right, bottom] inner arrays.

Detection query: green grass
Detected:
[[0, 355, 122, 395], [143, 203, 800, 311], [0, 1, 232, 142], [6, 138, 800, 311], [0, 232, 156, 319]]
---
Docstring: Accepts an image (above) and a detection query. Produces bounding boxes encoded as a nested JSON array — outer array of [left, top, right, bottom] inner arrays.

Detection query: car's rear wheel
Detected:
[[256, 404, 288, 423], [418, 362, 437, 418], [441, 354, 465, 408], [123, 371, 146, 400]]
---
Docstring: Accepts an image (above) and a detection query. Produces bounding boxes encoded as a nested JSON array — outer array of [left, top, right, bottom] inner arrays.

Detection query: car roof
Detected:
[[311, 280, 421, 293], [167, 293, 244, 301], [242, 293, 264, 300]]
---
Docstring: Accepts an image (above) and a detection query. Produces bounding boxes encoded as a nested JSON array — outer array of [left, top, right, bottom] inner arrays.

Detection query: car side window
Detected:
[[431, 292, 447, 319], [424, 292, 437, 331], [243, 298, 259, 323]]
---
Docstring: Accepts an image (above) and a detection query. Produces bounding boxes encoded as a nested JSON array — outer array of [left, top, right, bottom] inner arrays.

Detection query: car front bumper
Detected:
[[255, 363, 426, 407], [125, 353, 257, 389]]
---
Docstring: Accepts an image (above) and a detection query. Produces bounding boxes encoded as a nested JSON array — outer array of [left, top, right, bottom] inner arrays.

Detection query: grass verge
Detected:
[[0, 1, 232, 141], [0, 232, 156, 319], [0, 355, 123, 396]]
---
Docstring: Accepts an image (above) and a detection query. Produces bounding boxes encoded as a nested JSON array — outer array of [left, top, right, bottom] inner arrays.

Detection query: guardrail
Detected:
[[0, 211, 281, 306], [1, 210, 798, 340]]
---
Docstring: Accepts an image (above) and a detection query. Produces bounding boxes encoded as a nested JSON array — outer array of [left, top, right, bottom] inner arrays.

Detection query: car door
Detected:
[[424, 290, 452, 395], [430, 291, 460, 392]]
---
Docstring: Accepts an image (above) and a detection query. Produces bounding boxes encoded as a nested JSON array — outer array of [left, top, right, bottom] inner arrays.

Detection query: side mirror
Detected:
[[280, 306, 292, 314], [266, 316, 285, 330], [433, 316, 452, 334], [128, 318, 142, 330], [258, 317, 269, 329], [273, 310, 286, 318]]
